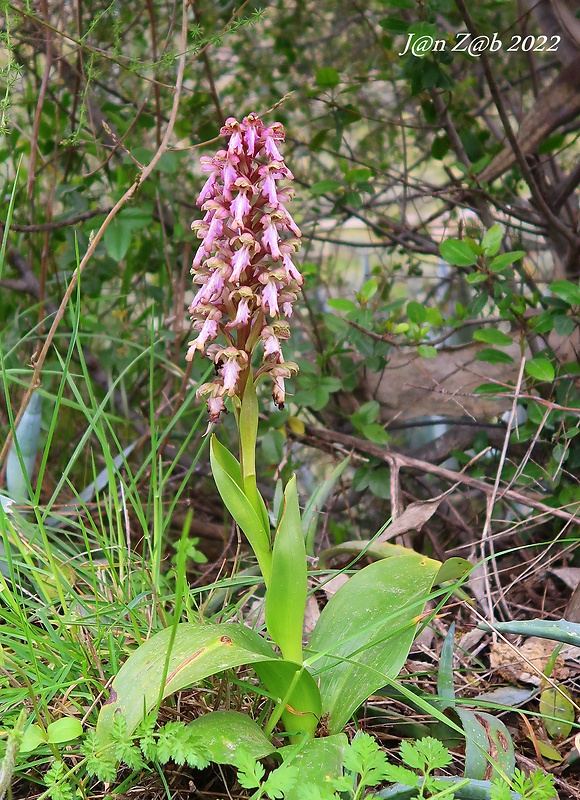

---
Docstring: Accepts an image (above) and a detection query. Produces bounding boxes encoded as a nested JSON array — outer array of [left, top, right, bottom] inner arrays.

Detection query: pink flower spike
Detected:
[[188, 112, 302, 421]]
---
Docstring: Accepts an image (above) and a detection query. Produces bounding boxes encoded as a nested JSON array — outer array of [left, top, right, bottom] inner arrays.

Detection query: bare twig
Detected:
[[295, 424, 580, 527]]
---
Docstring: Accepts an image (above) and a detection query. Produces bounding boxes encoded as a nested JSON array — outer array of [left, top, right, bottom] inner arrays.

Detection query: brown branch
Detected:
[[455, 0, 580, 248], [0, 208, 110, 232], [296, 424, 580, 527]]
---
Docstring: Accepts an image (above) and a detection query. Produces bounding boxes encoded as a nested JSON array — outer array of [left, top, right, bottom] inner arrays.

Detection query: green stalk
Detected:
[[238, 373, 270, 536]]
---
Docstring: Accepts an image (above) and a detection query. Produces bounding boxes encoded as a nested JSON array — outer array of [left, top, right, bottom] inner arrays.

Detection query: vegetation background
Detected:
[[1, 0, 580, 797]]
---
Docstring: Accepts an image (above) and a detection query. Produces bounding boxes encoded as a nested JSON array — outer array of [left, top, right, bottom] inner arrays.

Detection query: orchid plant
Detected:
[[95, 115, 468, 781]]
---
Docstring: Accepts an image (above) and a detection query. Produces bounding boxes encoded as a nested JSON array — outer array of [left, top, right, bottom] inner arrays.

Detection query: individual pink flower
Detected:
[[261, 123, 284, 161], [226, 289, 253, 329], [260, 276, 280, 317], [243, 112, 263, 155], [185, 307, 221, 359], [196, 381, 226, 425], [218, 347, 249, 395], [231, 188, 252, 230], [262, 215, 282, 259], [221, 117, 244, 155], [259, 162, 290, 207]]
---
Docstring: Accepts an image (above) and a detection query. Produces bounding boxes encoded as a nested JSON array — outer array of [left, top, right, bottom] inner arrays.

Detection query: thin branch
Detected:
[[295, 424, 580, 527]]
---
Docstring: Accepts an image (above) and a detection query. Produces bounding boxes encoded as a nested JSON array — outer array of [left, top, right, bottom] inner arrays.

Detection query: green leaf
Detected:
[[437, 624, 456, 710], [439, 239, 478, 267], [315, 67, 340, 87], [104, 218, 132, 261], [417, 345, 437, 359], [434, 558, 472, 584], [431, 135, 449, 160], [400, 737, 452, 772], [254, 660, 321, 740], [46, 717, 83, 744], [6, 391, 42, 502], [360, 277, 379, 301], [362, 423, 390, 444], [309, 129, 329, 151], [457, 708, 515, 781], [185, 712, 275, 766], [344, 731, 388, 784], [489, 251, 526, 272], [118, 207, 152, 230], [303, 455, 351, 556], [477, 619, 580, 648], [345, 167, 373, 184], [550, 280, 580, 306], [308, 555, 440, 733], [327, 298, 357, 312], [96, 623, 278, 745], [466, 273, 487, 284], [210, 436, 272, 584], [553, 315, 575, 337], [379, 16, 409, 34], [475, 348, 514, 364], [525, 358, 555, 383], [319, 376, 342, 392], [539, 687, 575, 739], [281, 735, 348, 800], [351, 401, 380, 429], [538, 134, 565, 154], [481, 225, 502, 256], [20, 724, 47, 753], [473, 329, 513, 347], [266, 475, 307, 663], [406, 301, 426, 324], [310, 180, 342, 195]]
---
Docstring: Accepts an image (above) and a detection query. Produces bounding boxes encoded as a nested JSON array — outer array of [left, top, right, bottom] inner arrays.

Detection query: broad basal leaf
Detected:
[[308, 555, 440, 733], [96, 622, 277, 745], [254, 660, 321, 740], [186, 711, 276, 765], [265, 475, 307, 663]]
